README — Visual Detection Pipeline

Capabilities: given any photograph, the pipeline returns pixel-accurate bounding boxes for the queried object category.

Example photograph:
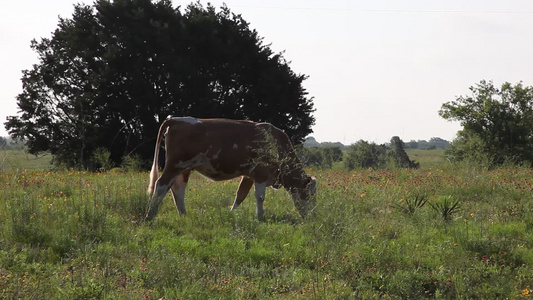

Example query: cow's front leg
[231,176,254,211]
[254,181,267,220]
[170,171,190,215]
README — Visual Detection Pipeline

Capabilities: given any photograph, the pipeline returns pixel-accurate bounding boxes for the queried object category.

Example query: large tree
[5,0,315,169]
[439,80,533,167]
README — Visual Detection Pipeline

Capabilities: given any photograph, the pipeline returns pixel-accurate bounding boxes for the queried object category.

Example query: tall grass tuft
[430,195,461,221]
[394,192,428,215]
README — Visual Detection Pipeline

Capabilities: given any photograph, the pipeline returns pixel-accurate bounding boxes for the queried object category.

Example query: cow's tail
[147,119,172,196]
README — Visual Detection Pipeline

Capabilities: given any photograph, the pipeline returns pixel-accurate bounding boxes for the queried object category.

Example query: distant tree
[304,137,320,147]
[323,147,343,163]
[319,146,342,168]
[439,80,533,166]
[405,140,418,149]
[344,137,418,170]
[319,142,347,150]
[389,136,419,168]
[0,138,25,151]
[417,140,430,150]
[298,146,342,169]
[5,0,314,169]
[428,137,449,149]
[298,147,323,168]
[344,140,388,170]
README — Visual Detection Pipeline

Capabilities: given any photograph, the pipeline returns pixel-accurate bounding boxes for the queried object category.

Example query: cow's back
[164,118,265,180]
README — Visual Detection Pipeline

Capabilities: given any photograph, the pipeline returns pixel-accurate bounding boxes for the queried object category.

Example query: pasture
[1,155,533,298]
[0,150,53,172]
[406,149,447,170]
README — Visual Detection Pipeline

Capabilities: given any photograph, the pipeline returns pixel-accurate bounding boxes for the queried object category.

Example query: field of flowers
[0,165,532,299]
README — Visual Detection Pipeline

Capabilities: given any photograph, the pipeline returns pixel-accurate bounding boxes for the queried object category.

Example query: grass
[0,150,53,171]
[406,149,447,169]
[1,165,532,299]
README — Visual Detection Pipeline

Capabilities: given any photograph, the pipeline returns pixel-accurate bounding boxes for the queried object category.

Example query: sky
[2,1,533,144]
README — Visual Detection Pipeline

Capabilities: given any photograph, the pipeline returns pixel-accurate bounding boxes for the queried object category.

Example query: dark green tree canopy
[5,0,315,169]
[439,80,533,167]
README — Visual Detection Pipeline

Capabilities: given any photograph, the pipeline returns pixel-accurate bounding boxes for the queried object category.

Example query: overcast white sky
[2,1,533,144]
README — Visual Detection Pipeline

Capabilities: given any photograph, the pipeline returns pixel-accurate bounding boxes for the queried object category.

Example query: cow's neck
[281,166,307,189]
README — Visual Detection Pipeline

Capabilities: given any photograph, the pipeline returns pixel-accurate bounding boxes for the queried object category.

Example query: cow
[145,117,317,221]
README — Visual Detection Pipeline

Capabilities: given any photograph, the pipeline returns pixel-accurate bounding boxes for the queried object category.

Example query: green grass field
[406,149,447,169]
[1,163,532,298]
[0,150,53,171]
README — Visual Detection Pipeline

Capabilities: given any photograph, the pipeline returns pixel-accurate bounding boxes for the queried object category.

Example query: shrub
[297,146,342,168]
[344,137,419,170]
[121,154,143,172]
[430,195,461,221]
[344,140,388,170]
[395,193,428,215]
[92,148,114,172]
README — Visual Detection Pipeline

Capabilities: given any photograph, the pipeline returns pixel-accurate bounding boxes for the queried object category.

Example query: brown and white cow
[145,117,317,221]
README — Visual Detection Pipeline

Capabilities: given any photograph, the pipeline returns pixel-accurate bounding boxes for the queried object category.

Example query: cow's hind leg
[254,181,267,220]
[170,171,190,215]
[231,176,254,211]
[145,169,182,221]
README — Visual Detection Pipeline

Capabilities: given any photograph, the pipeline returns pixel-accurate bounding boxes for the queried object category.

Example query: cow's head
[290,175,317,217]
